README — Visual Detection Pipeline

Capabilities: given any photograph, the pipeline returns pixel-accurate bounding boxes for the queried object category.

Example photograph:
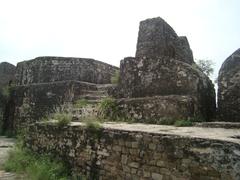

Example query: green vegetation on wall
[53,112,72,126]
[99,97,120,120]
[4,137,71,180]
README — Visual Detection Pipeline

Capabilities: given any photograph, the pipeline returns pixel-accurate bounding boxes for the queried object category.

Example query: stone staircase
[70,84,113,121]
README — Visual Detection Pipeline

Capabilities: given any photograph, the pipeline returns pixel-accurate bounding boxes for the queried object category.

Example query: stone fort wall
[25,122,240,180]
[16,56,119,85]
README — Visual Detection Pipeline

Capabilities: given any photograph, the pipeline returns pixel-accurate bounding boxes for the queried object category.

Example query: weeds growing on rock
[99,97,120,120]
[4,138,70,180]
[53,113,72,126]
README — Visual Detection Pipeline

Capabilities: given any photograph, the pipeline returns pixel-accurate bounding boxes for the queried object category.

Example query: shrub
[74,99,89,108]
[4,146,69,180]
[111,70,120,84]
[53,113,72,126]
[86,120,102,131]
[174,119,193,127]
[99,98,120,120]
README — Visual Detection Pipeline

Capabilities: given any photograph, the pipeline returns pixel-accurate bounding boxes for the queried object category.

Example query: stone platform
[25,122,240,180]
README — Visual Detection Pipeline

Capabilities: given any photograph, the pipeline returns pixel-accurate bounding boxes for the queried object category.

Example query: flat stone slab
[70,122,240,144]
[196,122,240,129]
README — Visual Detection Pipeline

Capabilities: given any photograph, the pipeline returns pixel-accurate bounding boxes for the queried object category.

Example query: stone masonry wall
[25,123,240,180]
[218,49,240,122]
[12,81,98,131]
[113,17,216,121]
[16,56,119,85]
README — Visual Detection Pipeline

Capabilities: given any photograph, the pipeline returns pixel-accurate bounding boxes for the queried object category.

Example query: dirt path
[0,136,16,180]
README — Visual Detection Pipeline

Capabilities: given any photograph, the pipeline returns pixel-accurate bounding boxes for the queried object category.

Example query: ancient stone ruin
[10,56,118,131]
[16,56,118,85]
[112,17,216,122]
[218,48,240,122]
[1,17,240,180]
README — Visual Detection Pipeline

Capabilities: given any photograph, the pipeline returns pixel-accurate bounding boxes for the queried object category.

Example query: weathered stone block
[136,17,194,65]
[129,162,140,168]
[13,81,98,130]
[152,172,163,180]
[113,95,201,123]
[112,17,216,121]
[218,48,240,122]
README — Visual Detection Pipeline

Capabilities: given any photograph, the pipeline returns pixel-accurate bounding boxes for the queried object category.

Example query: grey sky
[0,0,239,80]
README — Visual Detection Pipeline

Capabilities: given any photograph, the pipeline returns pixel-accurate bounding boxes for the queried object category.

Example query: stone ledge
[36,121,240,145]
[196,122,240,129]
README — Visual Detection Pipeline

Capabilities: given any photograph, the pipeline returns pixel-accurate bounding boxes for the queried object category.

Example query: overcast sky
[0,0,239,79]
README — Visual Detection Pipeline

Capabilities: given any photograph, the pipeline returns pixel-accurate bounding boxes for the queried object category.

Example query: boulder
[218,48,240,122]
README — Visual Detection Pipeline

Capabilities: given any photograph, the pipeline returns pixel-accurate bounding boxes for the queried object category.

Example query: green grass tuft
[99,97,120,120]
[53,113,72,126]
[86,120,102,131]
[4,146,69,180]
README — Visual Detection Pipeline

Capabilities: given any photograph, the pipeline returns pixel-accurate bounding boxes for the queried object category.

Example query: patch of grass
[174,119,193,127]
[74,99,89,108]
[53,113,72,126]
[4,146,69,180]
[86,120,102,131]
[111,70,120,84]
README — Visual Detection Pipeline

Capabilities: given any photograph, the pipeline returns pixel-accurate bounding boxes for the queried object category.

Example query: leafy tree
[196,59,214,76]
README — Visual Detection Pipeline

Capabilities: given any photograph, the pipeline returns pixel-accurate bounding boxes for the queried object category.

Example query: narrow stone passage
[0,136,16,180]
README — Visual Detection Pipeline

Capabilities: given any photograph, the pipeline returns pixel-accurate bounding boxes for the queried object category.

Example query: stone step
[87,99,102,104]
[96,84,115,91]
[79,94,108,100]
[81,90,107,96]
